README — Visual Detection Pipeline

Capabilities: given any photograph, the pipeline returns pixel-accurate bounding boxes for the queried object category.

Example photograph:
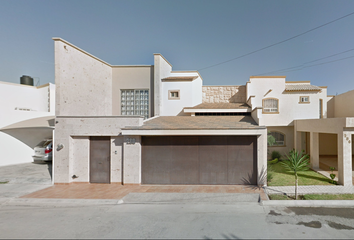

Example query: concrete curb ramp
[122,193,261,204]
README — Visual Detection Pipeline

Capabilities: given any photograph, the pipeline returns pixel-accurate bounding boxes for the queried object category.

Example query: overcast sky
[1,0,353,95]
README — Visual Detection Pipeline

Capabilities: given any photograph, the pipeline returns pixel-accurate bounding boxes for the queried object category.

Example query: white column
[310,132,319,169]
[338,131,353,186]
[257,129,268,186]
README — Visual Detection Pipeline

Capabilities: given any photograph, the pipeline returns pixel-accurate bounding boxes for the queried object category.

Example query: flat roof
[123,116,263,130]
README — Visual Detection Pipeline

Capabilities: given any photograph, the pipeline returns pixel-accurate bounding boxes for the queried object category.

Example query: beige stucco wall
[319,133,337,155]
[123,136,142,184]
[267,126,294,156]
[111,136,124,183]
[333,89,354,118]
[54,38,112,116]
[112,66,154,116]
[202,86,246,103]
[54,117,143,183]
[327,97,335,118]
[70,136,90,182]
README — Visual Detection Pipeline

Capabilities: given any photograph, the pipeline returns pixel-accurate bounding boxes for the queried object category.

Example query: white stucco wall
[0,81,55,166]
[160,72,202,116]
[247,77,326,126]
[54,38,112,116]
[154,54,172,116]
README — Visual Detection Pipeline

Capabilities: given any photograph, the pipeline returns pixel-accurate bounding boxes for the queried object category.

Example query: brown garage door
[90,136,111,183]
[142,136,257,185]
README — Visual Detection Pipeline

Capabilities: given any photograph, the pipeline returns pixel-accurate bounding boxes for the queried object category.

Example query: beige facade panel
[202,86,246,103]
[54,117,143,184]
[112,66,154,116]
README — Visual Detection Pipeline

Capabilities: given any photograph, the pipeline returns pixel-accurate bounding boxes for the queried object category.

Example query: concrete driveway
[0,162,52,200]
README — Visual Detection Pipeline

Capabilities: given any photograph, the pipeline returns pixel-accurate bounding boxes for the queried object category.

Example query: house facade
[0,80,55,166]
[53,38,353,186]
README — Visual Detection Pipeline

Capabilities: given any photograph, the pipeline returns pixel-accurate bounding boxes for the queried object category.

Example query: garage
[142,136,257,185]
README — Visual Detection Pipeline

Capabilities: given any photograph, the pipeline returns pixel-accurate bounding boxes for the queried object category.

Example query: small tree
[281,150,309,200]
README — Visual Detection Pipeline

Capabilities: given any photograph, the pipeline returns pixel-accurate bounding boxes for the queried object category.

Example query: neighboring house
[53,37,353,187]
[294,90,354,186]
[0,79,55,166]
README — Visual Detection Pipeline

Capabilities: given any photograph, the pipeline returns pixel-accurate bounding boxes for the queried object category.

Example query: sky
[1,0,354,95]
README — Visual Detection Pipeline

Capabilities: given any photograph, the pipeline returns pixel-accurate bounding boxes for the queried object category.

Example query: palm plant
[281,150,309,200]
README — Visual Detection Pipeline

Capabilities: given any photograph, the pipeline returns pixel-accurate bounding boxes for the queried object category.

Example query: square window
[299,96,310,103]
[121,89,149,119]
[168,90,180,100]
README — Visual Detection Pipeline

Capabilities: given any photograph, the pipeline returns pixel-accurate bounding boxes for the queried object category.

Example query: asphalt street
[1,202,354,239]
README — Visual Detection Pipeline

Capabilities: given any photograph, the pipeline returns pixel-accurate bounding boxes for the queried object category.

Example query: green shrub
[268,158,279,164]
[271,151,282,160]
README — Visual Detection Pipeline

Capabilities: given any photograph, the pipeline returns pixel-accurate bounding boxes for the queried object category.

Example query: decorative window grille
[268,131,285,146]
[121,89,149,119]
[263,99,278,112]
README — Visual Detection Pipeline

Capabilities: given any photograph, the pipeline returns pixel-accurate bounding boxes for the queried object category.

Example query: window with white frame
[299,96,310,103]
[268,131,285,146]
[263,98,279,113]
[121,89,149,119]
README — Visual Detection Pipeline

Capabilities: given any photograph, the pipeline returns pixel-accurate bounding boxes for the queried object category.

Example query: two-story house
[52,38,353,187]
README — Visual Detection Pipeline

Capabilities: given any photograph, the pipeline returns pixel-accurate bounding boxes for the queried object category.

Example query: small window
[168,90,180,100]
[299,96,310,103]
[263,98,279,113]
[268,131,285,147]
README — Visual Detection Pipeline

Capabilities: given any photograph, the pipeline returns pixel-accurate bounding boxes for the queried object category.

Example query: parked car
[32,139,53,163]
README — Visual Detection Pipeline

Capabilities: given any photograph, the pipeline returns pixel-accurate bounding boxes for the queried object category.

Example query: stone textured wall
[54,117,143,183]
[202,86,246,103]
[54,39,112,116]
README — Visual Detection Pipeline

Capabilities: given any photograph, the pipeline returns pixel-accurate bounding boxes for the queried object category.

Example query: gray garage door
[142,136,257,185]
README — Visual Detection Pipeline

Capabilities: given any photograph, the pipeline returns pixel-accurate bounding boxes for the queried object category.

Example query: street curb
[1,198,122,206]
[261,200,354,207]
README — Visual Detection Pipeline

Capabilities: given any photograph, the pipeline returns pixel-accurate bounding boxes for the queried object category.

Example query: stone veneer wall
[202,85,246,103]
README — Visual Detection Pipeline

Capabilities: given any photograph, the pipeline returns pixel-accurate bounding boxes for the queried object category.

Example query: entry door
[90,136,110,183]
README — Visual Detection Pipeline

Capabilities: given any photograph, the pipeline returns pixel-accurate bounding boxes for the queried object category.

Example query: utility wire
[255,48,354,75]
[258,54,354,75]
[198,11,354,71]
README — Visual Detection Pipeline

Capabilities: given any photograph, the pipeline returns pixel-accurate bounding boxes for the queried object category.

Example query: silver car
[33,139,53,163]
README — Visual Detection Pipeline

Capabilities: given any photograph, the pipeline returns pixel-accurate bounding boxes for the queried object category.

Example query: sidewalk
[265,185,354,195]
